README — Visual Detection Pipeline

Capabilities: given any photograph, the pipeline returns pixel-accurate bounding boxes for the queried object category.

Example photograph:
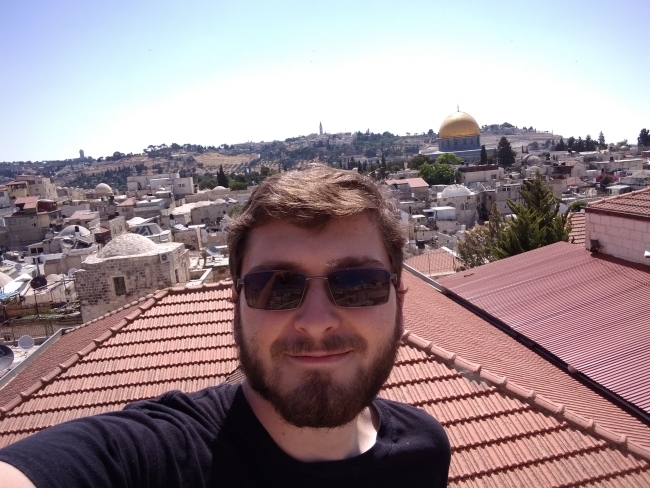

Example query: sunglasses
[237,268,397,311]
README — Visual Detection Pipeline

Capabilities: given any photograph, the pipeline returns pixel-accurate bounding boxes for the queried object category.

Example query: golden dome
[438,111,480,139]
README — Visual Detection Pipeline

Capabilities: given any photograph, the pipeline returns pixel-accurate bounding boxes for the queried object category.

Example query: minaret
[319,122,323,135]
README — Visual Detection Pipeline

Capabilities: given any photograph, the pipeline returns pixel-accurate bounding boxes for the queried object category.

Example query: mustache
[270,334,367,358]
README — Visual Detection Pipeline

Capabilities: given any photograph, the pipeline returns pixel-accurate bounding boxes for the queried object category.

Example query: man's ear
[231,285,239,303]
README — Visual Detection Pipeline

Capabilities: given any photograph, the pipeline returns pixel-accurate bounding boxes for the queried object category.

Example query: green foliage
[480,145,488,165]
[408,154,432,170]
[598,131,606,147]
[638,128,650,147]
[418,162,459,185]
[227,204,243,218]
[569,200,587,212]
[555,137,566,151]
[496,137,516,167]
[457,203,505,268]
[493,173,571,259]
[435,153,464,166]
[229,179,248,191]
[217,165,229,187]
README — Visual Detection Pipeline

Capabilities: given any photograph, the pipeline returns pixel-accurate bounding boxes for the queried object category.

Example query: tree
[418,163,459,185]
[566,137,575,149]
[496,137,516,167]
[457,203,505,268]
[217,165,229,187]
[555,137,566,151]
[638,128,650,147]
[408,154,432,170]
[598,131,606,147]
[493,172,571,259]
[480,145,488,165]
[574,136,585,152]
[229,180,247,191]
[435,153,464,166]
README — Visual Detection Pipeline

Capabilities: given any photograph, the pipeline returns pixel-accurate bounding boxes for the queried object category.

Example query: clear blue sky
[1,0,648,161]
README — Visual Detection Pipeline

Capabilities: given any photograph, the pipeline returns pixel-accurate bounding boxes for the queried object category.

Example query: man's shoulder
[375,397,450,453]
[125,382,242,421]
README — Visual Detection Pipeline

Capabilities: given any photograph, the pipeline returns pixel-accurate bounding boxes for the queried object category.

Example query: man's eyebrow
[325,256,387,270]
[246,261,305,274]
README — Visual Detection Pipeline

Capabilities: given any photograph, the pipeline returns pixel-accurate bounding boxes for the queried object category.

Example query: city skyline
[1,0,648,162]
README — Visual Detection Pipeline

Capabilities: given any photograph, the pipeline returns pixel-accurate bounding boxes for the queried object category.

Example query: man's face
[234,213,402,428]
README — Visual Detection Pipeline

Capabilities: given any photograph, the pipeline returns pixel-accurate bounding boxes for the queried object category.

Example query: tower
[319,122,323,135]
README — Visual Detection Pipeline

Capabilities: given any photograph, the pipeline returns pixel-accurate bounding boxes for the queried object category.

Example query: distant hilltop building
[420,109,491,164]
[79,149,85,160]
[319,122,323,135]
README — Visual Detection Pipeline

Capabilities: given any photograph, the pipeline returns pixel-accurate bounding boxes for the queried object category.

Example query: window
[113,277,126,296]
[175,269,180,283]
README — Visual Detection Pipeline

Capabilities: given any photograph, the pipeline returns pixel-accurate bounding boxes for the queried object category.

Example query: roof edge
[0,280,233,418]
[401,330,650,462]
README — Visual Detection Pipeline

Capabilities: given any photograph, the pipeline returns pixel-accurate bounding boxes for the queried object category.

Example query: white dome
[95,183,113,195]
[213,186,227,190]
[97,233,159,258]
[58,225,92,238]
[441,184,472,198]
[0,272,13,288]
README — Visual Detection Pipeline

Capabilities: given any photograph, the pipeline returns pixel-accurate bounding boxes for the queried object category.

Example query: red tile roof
[405,249,461,278]
[438,242,650,417]
[385,177,429,188]
[116,198,137,207]
[396,332,650,486]
[587,187,650,218]
[0,283,237,447]
[14,196,39,210]
[568,211,585,245]
[2,275,650,484]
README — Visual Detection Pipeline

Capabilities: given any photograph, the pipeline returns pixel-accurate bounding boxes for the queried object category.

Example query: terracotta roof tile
[2,275,650,485]
[587,186,650,217]
[404,268,650,449]
[405,249,461,278]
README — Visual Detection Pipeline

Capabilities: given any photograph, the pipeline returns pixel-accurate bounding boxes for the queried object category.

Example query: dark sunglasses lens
[244,271,306,310]
[328,269,392,307]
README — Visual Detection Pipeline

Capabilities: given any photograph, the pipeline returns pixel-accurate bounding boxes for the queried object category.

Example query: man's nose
[292,279,341,337]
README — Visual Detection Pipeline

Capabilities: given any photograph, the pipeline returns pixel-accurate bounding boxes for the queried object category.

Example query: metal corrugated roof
[439,241,650,415]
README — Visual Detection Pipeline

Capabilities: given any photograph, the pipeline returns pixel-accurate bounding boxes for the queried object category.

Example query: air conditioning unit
[160,252,171,263]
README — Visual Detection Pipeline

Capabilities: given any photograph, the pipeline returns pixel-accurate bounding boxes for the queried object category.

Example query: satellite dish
[14,263,22,271]
[67,268,77,277]
[0,345,14,370]
[18,335,34,351]
[30,275,47,289]
[205,245,220,256]
[61,238,75,249]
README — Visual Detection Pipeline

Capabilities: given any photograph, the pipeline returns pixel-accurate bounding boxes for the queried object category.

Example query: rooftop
[405,249,461,278]
[1,277,649,484]
[568,212,585,245]
[384,177,429,188]
[587,187,650,218]
[438,241,650,418]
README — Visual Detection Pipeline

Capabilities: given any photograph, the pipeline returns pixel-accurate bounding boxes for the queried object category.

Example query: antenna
[0,345,14,370]
[18,335,34,351]
[14,263,22,272]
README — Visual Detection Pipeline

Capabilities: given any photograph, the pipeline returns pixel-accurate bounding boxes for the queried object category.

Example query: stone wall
[584,211,650,265]
[172,228,201,249]
[76,244,189,322]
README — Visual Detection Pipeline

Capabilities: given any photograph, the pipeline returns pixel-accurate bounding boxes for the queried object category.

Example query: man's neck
[242,380,380,462]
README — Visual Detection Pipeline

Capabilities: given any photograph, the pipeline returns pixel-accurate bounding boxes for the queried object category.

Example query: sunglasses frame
[237,267,397,311]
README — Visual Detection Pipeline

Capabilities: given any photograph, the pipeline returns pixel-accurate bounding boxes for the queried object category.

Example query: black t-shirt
[0,383,450,487]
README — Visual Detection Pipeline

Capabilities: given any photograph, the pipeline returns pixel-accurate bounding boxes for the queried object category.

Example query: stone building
[435,184,479,227]
[5,197,62,249]
[458,165,504,186]
[14,175,58,201]
[126,173,194,199]
[76,233,190,322]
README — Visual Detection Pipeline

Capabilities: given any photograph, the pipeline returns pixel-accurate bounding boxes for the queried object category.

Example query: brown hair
[227,164,406,287]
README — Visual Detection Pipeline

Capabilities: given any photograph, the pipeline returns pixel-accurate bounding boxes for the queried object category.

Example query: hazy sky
[1,0,648,161]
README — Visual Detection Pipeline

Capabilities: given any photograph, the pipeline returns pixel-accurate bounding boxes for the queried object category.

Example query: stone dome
[0,272,13,288]
[97,233,159,259]
[58,225,92,238]
[524,155,542,166]
[95,183,113,196]
[438,111,480,139]
[213,186,227,190]
[441,184,473,198]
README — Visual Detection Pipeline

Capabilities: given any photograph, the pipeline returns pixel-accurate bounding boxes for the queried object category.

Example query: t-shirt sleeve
[0,389,224,488]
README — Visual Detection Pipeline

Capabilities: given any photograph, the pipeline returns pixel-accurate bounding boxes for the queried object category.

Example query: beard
[233,304,402,429]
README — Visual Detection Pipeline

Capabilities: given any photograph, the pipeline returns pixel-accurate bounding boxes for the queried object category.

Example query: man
[0,164,450,487]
